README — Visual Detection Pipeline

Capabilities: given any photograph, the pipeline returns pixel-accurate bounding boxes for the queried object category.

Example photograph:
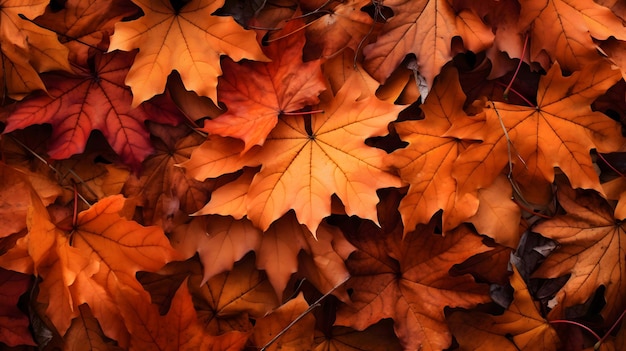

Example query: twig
[260,276,350,350]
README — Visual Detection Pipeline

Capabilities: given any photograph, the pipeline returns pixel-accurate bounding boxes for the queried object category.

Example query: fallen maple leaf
[3,50,183,169]
[519,0,626,72]
[0,0,71,99]
[251,292,315,351]
[304,0,375,59]
[467,175,522,248]
[313,320,403,351]
[386,66,481,234]
[335,219,491,350]
[532,184,626,323]
[201,17,326,151]
[123,123,214,230]
[3,193,179,343]
[190,254,280,335]
[0,267,35,347]
[63,304,123,351]
[169,215,262,284]
[185,74,403,233]
[362,0,493,93]
[453,61,624,199]
[116,277,248,351]
[257,213,354,299]
[448,266,561,350]
[34,0,137,65]
[108,0,268,106]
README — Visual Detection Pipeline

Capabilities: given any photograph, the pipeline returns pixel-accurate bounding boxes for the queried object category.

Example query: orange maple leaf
[0,268,35,347]
[201,17,326,151]
[123,123,214,230]
[172,213,354,299]
[184,75,402,233]
[0,0,71,99]
[257,213,355,298]
[34,0,137,65]
[448,266,561,350]
[189,254,280,335]
[519,0,626,72]
[386,66,481,234]
[108,0,268,106]
[453,61,624,199]
[251,292,316,351]
[362,0,493,92]
[3,51,183,169]
[532,185,626,323]
[116,278,249,351]
[2,193,178,343]
[335,215,491,350]
[304,0,375,59]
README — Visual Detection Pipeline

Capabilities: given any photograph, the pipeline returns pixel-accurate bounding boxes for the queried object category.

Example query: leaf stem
[503,34,528,102]
[260,276,349,351]
[596,153,626,178]
[495,81,535,107]
[594,309,626,349]
[549,319,601,341]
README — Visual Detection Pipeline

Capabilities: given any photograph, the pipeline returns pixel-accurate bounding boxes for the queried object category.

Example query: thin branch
[594,309,626,349]
[549,319,601,342]
[503,34,528,102]
[260,276,350,351]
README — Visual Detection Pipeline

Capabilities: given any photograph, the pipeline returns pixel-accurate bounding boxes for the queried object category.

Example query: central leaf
[185,75,403,234]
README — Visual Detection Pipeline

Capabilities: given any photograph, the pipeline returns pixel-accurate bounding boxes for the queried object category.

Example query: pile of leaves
[1,0,626,349]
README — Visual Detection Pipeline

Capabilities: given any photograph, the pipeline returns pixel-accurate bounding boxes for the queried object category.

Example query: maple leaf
[123,123,215,230]
[26,198,99,336]
[116,277,249,351]
[0,0,71,99]
[304,0,375,59]
[0,267,35,347]
[362,0,493,92]
[467,175,522,248]
[0,163,43,238]
[108,0,268,106]
[170,215,262,284]
[34,0,137,65]
[448,266,561,350]
[2,192,178,343]
[257,213,355,298]
[313,320,403,351]
[185,74,403,233]
[63,304,123,351]
[386,66,481,234]
[3,50,183,169]
[453,61,624,199]
[519,0,626,72]
[532,185,626,322]
[251,292,316,351]
[189,254,280,335]
[201,17,326,151]
[335,220,491,350]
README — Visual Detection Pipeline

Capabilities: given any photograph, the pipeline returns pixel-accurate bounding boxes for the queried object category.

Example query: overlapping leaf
[533,185,626,322]
[108,0,268,105]
[201,17,326,151]
[448,267,560,350]
[0,0,71,99]
[185,74,402,233]
[362,0,493,92]
[335,216,491,350]
[386,66,481,234]
[453,61,624,199]
[4,51,183,169]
